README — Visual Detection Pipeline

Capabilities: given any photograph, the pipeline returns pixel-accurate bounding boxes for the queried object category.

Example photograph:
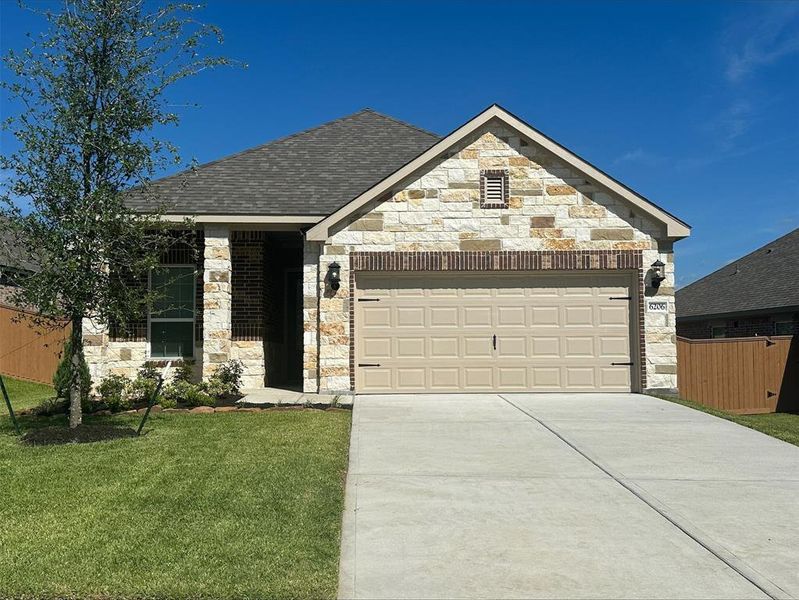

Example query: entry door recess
[354,272,634,393]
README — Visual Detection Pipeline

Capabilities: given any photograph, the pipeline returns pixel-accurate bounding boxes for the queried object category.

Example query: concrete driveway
[338,393,799,599]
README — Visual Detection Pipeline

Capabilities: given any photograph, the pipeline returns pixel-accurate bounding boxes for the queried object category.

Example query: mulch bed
[21,424,138,446]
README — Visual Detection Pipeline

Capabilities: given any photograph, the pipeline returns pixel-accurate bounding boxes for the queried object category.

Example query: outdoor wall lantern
[328,262,342,292]
[650,259,666,288]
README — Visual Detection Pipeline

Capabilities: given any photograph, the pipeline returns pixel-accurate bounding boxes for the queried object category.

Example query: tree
[0,0,231,428]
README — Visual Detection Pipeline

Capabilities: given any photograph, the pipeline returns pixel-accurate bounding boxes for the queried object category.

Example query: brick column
[202,226,232,378]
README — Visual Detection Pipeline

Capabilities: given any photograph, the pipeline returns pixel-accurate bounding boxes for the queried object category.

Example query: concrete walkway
[339,393,799,599]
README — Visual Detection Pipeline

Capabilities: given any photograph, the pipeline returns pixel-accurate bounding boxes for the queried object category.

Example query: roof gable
[126,109,439,217]
[307,104,690,240]
[677,227,799,319]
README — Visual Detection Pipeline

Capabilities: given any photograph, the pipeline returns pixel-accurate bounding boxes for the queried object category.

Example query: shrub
[172,360,195,383]
[53,340,92,403]
[129,374,159,406]
[209,360,244,397]
[138,364,160,381]
[97,374,131,412]
[161,380,214,408]
[32,397,68,416]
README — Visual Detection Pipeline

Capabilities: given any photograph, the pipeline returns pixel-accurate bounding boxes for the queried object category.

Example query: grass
[0,377,352,599]
[654,393,799,447]
[0,375,55,412]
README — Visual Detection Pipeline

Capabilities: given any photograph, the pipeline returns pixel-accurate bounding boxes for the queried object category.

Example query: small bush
[53,340,92,403]
[138,364,160,381]
[172,360,195,383]
[209,360,244,397]
[161,380,214,408]
[32,397,68,416]
[129,375,159,405]
[97,374,131,412]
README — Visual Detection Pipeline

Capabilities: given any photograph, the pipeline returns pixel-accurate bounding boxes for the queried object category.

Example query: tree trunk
[69,318,84,429]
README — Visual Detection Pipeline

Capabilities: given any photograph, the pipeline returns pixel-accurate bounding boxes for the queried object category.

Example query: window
[149,265,196,358]
[775,321,795,335]
[711,325,726,338]
[480,169,509,208]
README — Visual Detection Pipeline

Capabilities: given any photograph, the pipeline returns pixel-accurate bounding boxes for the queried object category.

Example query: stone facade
[202,226,232,378]
[303,123,677,393]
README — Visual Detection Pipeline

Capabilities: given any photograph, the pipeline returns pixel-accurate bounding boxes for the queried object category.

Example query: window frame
[711,325,726,339]
[148,264,197,360]
[774,321,795,336]
[479,169,510,209]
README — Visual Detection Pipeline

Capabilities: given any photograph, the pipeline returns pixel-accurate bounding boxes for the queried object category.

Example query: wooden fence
[0,304,71,384]
[677,335,799,414]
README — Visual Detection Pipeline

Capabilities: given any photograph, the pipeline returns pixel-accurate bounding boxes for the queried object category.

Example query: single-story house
[0,217,37,309]
[677,227,799,339]
[84,104,690,394]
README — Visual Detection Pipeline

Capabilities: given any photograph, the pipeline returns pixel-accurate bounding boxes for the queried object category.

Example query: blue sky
[2,1,798,286]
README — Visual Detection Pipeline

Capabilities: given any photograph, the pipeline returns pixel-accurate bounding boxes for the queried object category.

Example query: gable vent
[480,169,509,208]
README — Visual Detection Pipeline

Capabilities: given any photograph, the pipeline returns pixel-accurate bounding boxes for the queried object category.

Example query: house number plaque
[647,300,668,313]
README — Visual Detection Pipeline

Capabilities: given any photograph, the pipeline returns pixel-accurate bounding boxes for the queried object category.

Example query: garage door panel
[497,305,527,327]
[497,336,527,358]
[566,367,596,388]
[531,305,560,326]
[362,306,391,328]
[356,273,633,393]
[430,306,458,327]
[430,368,459,389]
[463,306,492,327]
[430,336,459,358]
[464,367,492,388]
[532,337,560,357]
[396,337,425,359]
[362,337,392,360]
[564,337,595,358]
[464,336,492,358]
[396,368,426,389]
[599,305,628,326]
[396,306,425,327]
[497,367,528,388]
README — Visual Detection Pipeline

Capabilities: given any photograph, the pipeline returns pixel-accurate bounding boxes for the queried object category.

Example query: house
[677,227,799,339]
[0,218,37,309]
[83,104,690,394]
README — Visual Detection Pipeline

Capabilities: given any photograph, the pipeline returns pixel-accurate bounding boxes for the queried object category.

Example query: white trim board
[306,104,690,241]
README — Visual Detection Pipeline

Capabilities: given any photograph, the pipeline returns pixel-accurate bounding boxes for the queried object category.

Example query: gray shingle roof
[676,227,799,319]
[126,109,440,216]
[0,217,38,273]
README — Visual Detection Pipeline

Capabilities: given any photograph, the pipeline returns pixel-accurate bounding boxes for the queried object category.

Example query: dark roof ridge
[142,108,427,191]
[679,226,799,292]
[360,107,440,139]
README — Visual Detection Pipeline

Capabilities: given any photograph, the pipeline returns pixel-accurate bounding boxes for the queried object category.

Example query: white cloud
[724,3,799,82]
[613,148,662,167]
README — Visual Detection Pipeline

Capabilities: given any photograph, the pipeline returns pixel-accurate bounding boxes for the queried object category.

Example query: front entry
[354,272,635,393]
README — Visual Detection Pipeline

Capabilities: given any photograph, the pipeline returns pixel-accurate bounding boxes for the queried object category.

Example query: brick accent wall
[304,123,677,394]
[231,231,266,341]
[348,250,647,392]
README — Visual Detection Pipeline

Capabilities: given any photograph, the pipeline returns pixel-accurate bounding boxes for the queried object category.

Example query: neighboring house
[0,218,37,309]
[677,227,799,339]
[84,104,690,394]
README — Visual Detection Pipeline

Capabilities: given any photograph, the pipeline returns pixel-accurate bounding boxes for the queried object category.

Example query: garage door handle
[492,334,497,350]
[358,363,381,367]
[609,296,631,300]
[611,362,634,366]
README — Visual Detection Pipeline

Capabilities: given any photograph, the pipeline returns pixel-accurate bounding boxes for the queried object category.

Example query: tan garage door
[354,272,634,393]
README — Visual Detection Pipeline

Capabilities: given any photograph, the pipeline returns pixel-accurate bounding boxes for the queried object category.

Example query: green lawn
[655,394,799,447]
[0,377,352,599]
[0,375,55,412]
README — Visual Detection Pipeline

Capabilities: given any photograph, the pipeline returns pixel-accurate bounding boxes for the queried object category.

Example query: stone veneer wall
[303,123,678,393]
